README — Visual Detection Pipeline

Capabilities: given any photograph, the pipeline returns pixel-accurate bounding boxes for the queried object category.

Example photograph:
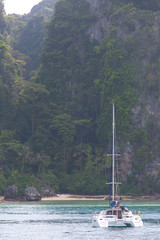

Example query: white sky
[4,0,42,15]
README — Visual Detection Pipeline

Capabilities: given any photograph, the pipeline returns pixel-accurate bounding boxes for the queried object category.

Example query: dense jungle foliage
[1,0,160,196]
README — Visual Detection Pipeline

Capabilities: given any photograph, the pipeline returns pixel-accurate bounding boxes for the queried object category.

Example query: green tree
[0,0,5,34]
[51,113,76,175]
[0,130,23,171]
[122,0,160,11]
[17,81,49,136]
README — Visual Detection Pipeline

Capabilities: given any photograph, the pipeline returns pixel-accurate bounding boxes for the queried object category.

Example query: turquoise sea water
[0,200,160,240]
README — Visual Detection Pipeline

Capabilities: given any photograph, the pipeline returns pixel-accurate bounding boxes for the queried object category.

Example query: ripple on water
[0,202,159,240]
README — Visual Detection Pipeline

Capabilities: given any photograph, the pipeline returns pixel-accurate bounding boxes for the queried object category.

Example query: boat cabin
[101,209,122,219]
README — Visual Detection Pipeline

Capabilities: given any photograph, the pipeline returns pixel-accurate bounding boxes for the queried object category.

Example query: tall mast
[112,103,115,201]
[106,103,120,203]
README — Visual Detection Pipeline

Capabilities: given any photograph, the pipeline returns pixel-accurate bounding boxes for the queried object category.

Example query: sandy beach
[41,194,159,201]
[42,194,107,201]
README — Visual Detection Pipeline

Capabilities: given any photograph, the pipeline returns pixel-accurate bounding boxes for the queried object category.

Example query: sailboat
[92,103,143,228]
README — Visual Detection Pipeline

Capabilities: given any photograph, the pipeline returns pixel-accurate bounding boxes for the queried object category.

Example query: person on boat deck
[116,201,120,208]
[111,200,120,208]
[111,201,116,207]
[121,206,125,211]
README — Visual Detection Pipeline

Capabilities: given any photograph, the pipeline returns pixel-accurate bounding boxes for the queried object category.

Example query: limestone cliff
[87,0,160,191]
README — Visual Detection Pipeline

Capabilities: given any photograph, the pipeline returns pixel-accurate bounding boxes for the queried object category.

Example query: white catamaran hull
[92,213,143,228]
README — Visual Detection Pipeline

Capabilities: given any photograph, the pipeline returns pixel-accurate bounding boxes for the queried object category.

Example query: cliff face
[87,0,160,186]
[87,0,111,41]
[4,0,160,195]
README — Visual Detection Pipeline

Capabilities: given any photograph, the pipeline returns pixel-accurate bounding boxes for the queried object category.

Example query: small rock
[41,183,57,197]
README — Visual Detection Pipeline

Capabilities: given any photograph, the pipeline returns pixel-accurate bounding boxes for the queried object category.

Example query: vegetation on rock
[0,0,160,196]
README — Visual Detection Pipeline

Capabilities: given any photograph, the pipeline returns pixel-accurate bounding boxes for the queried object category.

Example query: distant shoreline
[41,194,160,201]
[0,194,159,203]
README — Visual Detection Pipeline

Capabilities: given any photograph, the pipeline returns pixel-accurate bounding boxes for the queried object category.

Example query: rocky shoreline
[0,194,159,203]
[41,194,160,201]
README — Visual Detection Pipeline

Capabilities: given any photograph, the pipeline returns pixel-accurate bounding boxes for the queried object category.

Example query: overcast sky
[4,0,42,14]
